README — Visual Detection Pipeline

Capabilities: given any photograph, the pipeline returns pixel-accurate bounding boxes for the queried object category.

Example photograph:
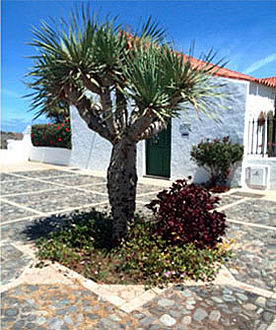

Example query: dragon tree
[27,7,224,244]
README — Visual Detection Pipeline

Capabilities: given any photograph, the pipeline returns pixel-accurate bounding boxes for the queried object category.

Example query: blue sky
[2,1,276,132]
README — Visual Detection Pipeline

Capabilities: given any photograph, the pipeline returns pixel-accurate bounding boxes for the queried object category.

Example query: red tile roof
[182,55,276,88]
[255,77,276,88]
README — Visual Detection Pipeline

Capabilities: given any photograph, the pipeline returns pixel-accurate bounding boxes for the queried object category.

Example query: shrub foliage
[35,209,231,287]
[147,179,226,249]
[31,121,71,149]
[190,136,243,186]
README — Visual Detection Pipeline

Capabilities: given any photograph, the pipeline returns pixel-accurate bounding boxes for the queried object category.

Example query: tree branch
[65,85,113,142]
[137,119,168,141]
[115,89,128,131]
[100,88,118,137]
[80,73,102,95]
[129,108,154,141]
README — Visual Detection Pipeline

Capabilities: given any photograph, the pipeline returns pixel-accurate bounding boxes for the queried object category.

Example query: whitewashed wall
[170,78,248,186]
[70,106,112,171]
[70,78,248,186]
[5,126,33,163]
[69,106,144,176]
[246,82,275,118]
[241,82,276,189]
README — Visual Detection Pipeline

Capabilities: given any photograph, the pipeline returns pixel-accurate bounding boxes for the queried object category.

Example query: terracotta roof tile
[255,77,276,88]
[182,55,276,88]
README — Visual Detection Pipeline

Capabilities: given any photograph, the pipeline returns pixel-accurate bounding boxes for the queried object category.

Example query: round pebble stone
[182,316,192,325]
[262,311,273,322]
[208,310,221,322]
[255,297,266,308]
[4,308,19,317]
[36,317,46,325]
[160,314,176,327]
[243,303,257,311]
[193,308,208,322]
[63,315,73,325]
[12,320,25,330]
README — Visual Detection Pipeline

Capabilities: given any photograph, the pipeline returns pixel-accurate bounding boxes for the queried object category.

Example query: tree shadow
[22,213,68,242]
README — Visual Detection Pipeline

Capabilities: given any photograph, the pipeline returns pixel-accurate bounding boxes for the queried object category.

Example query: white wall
[246,82,275,118]
[170,77,248,186]
[70,106,112,171]
[69,105,145,176]
[70,79,276,188]
[241,82,276,190]
[244,159,276,190]
[5,126,33,163]
[29,147,71,166]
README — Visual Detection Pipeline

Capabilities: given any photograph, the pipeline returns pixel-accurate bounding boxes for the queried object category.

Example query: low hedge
[31,121,71,149]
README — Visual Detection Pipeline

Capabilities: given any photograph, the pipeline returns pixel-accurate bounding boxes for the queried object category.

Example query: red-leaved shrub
[147,179,226,249]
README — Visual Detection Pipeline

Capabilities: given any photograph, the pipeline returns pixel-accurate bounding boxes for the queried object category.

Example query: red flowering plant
[31,120,71,149]
[147,178,226,249]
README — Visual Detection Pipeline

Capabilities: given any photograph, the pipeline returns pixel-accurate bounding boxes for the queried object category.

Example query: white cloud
[244,53,276,75]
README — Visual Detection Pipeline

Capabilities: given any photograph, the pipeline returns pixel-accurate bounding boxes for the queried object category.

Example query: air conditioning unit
[245,165,269,190]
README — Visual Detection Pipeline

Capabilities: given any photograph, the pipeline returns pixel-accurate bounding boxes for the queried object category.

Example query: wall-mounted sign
[179,123,191,138]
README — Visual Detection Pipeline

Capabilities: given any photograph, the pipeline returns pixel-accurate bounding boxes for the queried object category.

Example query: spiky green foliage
[26,6,225,140]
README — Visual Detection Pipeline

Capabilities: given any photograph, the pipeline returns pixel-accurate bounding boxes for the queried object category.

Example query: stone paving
[1,166,276,329]
[226,224,276,291]
[224,199,276,227]
[1,202,38,223]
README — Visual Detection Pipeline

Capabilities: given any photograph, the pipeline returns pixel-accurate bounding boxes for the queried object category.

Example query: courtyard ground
[1,162,275,329]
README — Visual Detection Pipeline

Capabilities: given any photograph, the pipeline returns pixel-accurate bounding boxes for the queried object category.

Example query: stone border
[1,239,274,315]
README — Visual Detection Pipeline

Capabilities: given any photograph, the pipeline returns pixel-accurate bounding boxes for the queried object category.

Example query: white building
[69,66,276,190]
[9,62,274,189]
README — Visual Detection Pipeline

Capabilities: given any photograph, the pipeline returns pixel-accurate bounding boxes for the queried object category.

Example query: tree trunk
[107,136,137,244]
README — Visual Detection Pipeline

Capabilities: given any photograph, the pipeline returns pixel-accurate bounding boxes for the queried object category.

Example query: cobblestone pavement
[226,224,276,291]
[1,284,138,329]
[1,168,275,329]
[139,284,276,329]
[1,243,31,286]
[224,199,276,227]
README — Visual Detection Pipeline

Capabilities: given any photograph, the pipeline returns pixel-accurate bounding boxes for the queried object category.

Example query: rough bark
[107,135,137,243]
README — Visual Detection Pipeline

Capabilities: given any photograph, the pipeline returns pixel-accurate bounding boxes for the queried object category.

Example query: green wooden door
[146,122,171,178]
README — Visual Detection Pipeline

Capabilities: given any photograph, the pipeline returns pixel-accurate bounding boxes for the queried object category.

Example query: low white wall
[5,126,33,163]
[29,146,71,166]
[0,149,29,164]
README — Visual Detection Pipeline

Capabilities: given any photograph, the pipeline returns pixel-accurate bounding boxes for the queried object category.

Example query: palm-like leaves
[26,6,225,138]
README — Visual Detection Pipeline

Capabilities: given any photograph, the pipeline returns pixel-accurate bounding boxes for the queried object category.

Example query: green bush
[35,210,232,287]
[31,120,71,149]
[190,136,243,186]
